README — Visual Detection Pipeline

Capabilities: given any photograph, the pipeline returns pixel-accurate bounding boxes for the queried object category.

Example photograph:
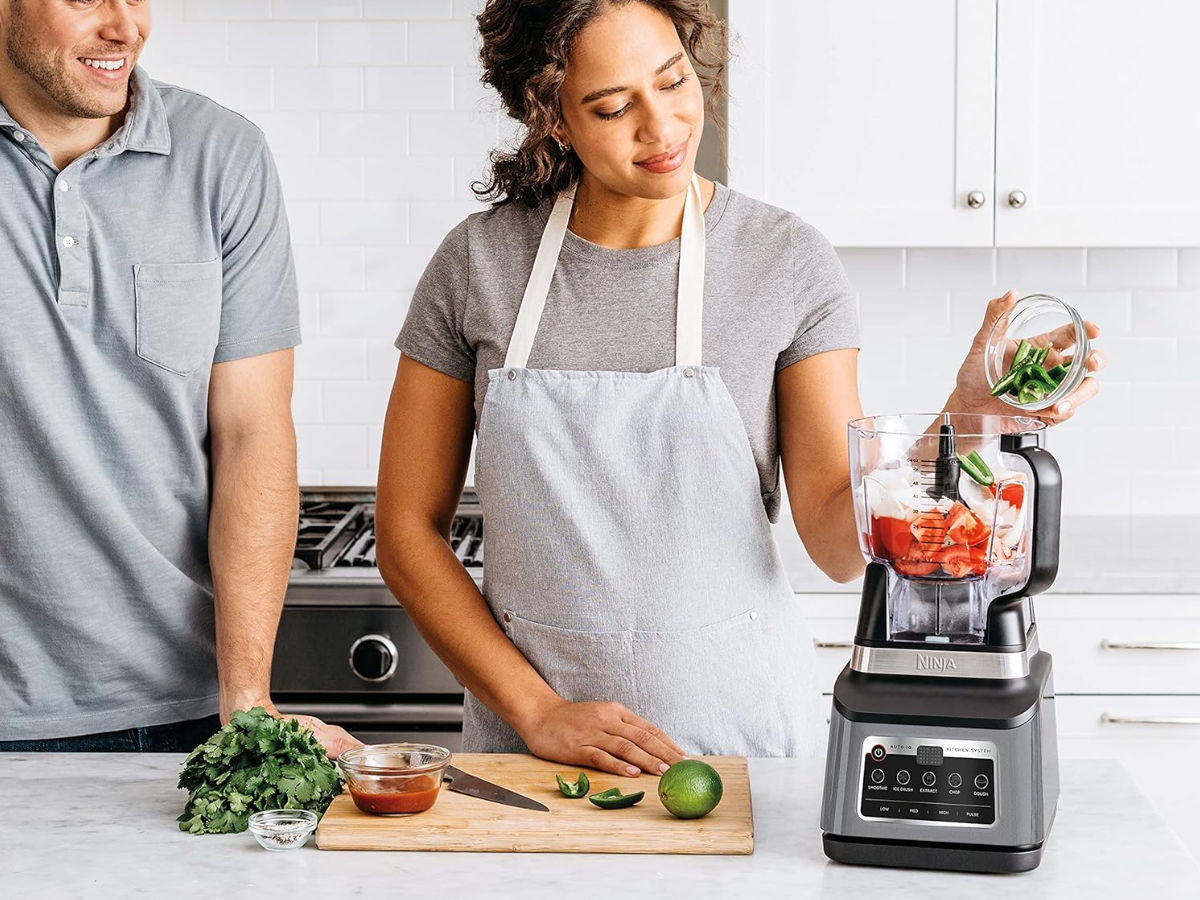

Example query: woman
[375,0,1103,776]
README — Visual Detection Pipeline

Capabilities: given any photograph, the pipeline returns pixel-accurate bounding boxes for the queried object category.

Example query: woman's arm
[374,355,683,776]
[777,348,866,583]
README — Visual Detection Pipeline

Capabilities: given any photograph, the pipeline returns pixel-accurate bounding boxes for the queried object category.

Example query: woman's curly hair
[474,0,727,208]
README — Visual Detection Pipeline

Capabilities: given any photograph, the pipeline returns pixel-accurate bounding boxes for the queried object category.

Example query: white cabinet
[730,1,1200,247]
[801,592,1200,857]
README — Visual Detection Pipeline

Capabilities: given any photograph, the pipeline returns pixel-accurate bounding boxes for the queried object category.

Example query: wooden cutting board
[316,753,752,854]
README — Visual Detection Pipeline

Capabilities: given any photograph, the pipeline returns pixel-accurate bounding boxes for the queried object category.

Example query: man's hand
[949,290,1107,425]
[520,698,687,777]
[221,697,363,760]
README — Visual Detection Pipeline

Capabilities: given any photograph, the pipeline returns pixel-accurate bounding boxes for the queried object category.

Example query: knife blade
[442,765,549,812]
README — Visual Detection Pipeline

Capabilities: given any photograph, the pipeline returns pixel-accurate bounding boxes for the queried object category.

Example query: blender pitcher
[850,413,1061,647]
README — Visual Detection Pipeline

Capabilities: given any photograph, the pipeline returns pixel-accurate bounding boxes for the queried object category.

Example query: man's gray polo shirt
[0,68,300,740]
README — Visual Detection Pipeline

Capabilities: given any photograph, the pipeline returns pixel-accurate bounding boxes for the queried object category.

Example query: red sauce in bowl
[349,775,442,815]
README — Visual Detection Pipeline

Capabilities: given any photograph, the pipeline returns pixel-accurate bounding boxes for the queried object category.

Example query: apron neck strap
[503,174,706,370]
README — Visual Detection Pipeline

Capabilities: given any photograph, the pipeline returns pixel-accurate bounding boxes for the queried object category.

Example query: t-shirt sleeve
[394,220,476,383]
[213,136,302,363]
[775,219,860,371]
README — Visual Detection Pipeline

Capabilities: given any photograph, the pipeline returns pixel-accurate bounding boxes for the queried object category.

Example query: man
[0,0,357,757]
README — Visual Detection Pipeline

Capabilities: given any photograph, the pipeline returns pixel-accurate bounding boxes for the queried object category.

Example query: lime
[658,760,723,819]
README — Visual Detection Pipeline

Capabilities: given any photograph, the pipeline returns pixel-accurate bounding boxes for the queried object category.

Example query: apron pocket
[500,609,636,708]
[631,608,799,757]
[134,259,222,376]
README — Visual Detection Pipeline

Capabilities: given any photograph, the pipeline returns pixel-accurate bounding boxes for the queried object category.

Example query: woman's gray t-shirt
[396,182,859,522]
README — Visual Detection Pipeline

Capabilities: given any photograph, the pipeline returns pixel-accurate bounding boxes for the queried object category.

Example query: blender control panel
[858,736,997,827]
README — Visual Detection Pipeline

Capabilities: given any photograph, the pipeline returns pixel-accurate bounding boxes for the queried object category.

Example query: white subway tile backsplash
[292,380,324,424]
[321,112,409,154]
[323,380,394,425]
[365,66,454,110]
[168,66,273,113]
[858,291,950,336]
[320,200,408,246]
[141,10,1200,506]
[833,249,904,291]
[277,156,364,201]
[996,249,1086,290]
[1054,291,1133,335]
[1132,291,1200,334]
[320,291,410,338]
[409,110,499,157]
[275,66,363,110]
[1087,249,1177,289]
[273,0,363,19]
[295,340,368,380]
[184,0,271,20]
[408,21,481,65]
[320,22,407,65]
[367,156,455,201]
[363,0,453,19]
[293,246,367,292]
[228,22,317,65]
[365,245,438,291]
[297,425,368,468]
[905,248,995,290]
[1179,249,1200,287]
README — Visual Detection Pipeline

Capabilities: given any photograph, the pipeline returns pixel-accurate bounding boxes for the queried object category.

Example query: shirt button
[62,236,76,248]
[506,370,517,380]
[683,367,695,378]
[58,180,69,192]
[13,130,25,143]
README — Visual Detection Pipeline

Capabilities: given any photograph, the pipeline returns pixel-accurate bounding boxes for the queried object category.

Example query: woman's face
[557,2,706,201]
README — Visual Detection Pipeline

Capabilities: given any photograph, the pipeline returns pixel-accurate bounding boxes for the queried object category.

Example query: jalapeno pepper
[588,787,645,809]
[990,363,1036,397]
[1025,364,1059,391]
[956,450,994,486]
[1010,339,1033,369]
[1017,381,1047,404]
[1031,345,1051,368]
[1046,363,1069,383]
[556,772,591,799]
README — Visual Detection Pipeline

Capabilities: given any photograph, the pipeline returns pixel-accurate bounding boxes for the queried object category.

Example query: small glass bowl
[246,809,318,851]
[338,743,452,816]
[983,293,1090,412]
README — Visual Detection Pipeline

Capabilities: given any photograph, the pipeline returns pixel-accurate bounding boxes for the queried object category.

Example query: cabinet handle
[1008,190,1027,208]
[1101,713,1200,727]
[813,640,854,649]
[966,190,986,209]
[1100,639,1200,651]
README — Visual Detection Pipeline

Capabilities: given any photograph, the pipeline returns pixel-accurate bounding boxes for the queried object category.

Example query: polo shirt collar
[0,65,170,156]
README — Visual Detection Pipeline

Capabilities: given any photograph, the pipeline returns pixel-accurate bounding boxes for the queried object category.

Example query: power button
[870,744,887,762]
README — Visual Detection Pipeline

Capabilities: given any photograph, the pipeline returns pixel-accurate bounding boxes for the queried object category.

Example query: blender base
[822,833,1046,874]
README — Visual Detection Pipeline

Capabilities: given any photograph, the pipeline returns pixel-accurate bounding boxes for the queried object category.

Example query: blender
[820,412,1061,874]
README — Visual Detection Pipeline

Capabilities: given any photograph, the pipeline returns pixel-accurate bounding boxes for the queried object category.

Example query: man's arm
[207,348,360,758]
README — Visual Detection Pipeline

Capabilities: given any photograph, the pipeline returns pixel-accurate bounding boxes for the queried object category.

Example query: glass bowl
[246,809,318,851]
[338,743,452,816]
[983,293,1090,411]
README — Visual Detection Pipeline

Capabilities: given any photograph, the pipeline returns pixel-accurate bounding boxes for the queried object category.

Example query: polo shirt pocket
[134,259,223,376]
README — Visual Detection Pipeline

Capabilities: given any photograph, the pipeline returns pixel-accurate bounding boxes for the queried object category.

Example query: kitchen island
[3,755,1196,898]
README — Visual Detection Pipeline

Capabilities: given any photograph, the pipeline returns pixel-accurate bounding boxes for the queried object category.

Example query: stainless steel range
[272,487,482,751]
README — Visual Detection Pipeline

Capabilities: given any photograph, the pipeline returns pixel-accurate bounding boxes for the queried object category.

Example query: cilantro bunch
[177,707,343,834]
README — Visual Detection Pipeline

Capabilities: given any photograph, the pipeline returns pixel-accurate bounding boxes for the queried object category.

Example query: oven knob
[348,634,399,683]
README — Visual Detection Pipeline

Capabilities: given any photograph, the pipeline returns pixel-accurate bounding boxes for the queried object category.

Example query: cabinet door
[995,0,1200,246]
[728,0,996,246]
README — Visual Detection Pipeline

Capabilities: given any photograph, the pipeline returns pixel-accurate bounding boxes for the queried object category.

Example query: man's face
[1,0,151,119]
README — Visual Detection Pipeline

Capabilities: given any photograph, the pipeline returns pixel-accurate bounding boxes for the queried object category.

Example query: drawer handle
[1101,714,1200,727]
[1100,640,1200,651]
[813,640,854,649]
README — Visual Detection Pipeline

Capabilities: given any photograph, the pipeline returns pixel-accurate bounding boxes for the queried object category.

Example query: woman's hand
[520,698,687,777]
[947,290,1107,425]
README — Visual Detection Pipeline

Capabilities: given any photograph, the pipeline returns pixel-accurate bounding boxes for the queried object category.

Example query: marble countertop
[3,754,1196,899]
[779,515,1196,594]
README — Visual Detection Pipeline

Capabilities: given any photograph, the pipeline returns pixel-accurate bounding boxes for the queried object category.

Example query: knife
[442,765,549,812]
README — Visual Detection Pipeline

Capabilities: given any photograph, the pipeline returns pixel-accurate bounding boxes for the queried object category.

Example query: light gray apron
[467,176,822,758]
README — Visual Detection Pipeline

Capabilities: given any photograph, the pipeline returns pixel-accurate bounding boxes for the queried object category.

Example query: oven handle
[275,702,464,725]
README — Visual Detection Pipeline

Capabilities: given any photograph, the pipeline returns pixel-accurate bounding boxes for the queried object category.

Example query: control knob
[349,633,399,683]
